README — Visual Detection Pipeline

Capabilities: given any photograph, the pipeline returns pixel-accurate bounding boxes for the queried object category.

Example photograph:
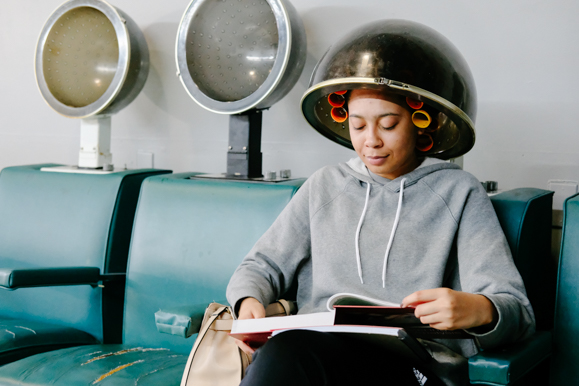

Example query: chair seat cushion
[0,318,98,365]
[468,330,552,385]
[0,344,188,385]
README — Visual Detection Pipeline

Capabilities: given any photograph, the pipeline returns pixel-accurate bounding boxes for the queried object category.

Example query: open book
[229,293,470,347]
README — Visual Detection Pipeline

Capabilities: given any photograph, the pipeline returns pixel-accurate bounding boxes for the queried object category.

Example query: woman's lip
[366,155,389,165]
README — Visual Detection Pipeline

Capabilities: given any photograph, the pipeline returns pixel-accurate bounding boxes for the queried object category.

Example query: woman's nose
[365,126,382,147]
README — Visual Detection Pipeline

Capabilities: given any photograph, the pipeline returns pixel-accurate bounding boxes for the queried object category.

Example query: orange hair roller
[406,97,423,110]
[328,93,345,108]
[331,107,348,123]
[412,110,431,129]
[416,133,434,152]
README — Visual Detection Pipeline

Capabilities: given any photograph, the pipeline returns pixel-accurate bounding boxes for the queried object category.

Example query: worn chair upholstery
[468,188,555,385]
[0,173,304,385]
[550,192,579,385]
[0,164,169,365]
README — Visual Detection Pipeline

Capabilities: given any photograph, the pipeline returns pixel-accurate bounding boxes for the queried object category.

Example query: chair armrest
[0,267,104,290]
[155,302,227,339]
[468,330,552,385]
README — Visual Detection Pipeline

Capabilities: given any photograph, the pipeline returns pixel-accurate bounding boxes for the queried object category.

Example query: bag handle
[192,306,229,353]
[264,299,297,317]
[180,305,231,386]
[277,299,297,315]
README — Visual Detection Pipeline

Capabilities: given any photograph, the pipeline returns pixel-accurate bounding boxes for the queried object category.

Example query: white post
[79,116,113,169]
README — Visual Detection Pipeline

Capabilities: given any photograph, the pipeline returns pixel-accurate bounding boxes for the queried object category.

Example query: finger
[402,289,445,308]
[413,301,443,319]
[239,299,266,320]
[416,312,445,327]
[238,310,256,320]
[425,321,454,331]
[239,297,265,320]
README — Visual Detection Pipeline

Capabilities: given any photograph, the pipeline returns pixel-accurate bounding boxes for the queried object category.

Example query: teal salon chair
[550,192,579,385]
[0,184,547,385]
[0,173,304,385]
[152,187,554,386]
[0,164,169,365]
[468,189,555,385]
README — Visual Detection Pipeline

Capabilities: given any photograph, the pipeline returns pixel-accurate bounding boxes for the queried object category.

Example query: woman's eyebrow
[349,113,400,119]
[378,113,400,118]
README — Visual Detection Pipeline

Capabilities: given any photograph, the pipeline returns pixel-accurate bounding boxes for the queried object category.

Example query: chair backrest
[551,192,579,385]
[0,164,169,343]
[122,174,304,354]
[490,188,555,331]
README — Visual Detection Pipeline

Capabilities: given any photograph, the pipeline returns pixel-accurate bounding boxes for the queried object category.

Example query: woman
[226,20,535,385]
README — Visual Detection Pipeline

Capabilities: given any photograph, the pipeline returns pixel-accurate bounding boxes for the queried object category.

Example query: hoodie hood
[342,157,460,191]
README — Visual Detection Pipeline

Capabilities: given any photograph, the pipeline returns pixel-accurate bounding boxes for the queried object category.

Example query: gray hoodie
[226,157,536,358]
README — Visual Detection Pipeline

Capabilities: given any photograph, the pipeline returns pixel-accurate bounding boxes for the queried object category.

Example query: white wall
[1,0,578,194]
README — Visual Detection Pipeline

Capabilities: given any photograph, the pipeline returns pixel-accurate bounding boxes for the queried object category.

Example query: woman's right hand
[235,297,266,355]
[238,297,266,320]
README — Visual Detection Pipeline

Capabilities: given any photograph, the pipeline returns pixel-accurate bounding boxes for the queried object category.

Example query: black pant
[241,330,441,386]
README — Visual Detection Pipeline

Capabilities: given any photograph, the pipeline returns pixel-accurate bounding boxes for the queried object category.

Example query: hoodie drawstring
[355,182,371,284]
[382,178,407,288]
[354,178,407,287]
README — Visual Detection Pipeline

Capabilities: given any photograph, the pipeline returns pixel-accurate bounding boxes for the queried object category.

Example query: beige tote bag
[181,300,295,386]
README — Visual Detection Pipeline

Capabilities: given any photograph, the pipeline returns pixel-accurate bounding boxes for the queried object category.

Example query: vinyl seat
[0,174,304,385]
[0,319,97,365]
[0,345,187,386]
[0,164,170,364]
[550,192,579,384]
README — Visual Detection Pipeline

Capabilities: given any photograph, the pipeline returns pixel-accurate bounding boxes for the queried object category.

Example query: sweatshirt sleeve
[226,177,312,314]
[453,178,536,349]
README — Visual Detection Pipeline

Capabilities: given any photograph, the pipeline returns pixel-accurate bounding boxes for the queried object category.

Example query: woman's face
[348,89,423,180]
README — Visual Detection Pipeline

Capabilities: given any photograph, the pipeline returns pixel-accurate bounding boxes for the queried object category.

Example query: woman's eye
[379,118,398,130]
[350,120,365,130]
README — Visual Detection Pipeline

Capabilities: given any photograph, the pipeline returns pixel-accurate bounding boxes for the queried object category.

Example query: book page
[272,324,400,337]
[230,310,335,334]
[326,292,400,311]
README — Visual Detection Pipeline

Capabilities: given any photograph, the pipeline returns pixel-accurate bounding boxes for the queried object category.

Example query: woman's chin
[365,165,394,179]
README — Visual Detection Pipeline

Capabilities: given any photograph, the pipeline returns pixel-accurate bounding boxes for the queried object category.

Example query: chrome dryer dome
[301,19,477,159]
[35,0,149,119]
[176,0,306,115]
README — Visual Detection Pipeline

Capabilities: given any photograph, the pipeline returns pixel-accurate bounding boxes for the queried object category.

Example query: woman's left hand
[401,288,498,330]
